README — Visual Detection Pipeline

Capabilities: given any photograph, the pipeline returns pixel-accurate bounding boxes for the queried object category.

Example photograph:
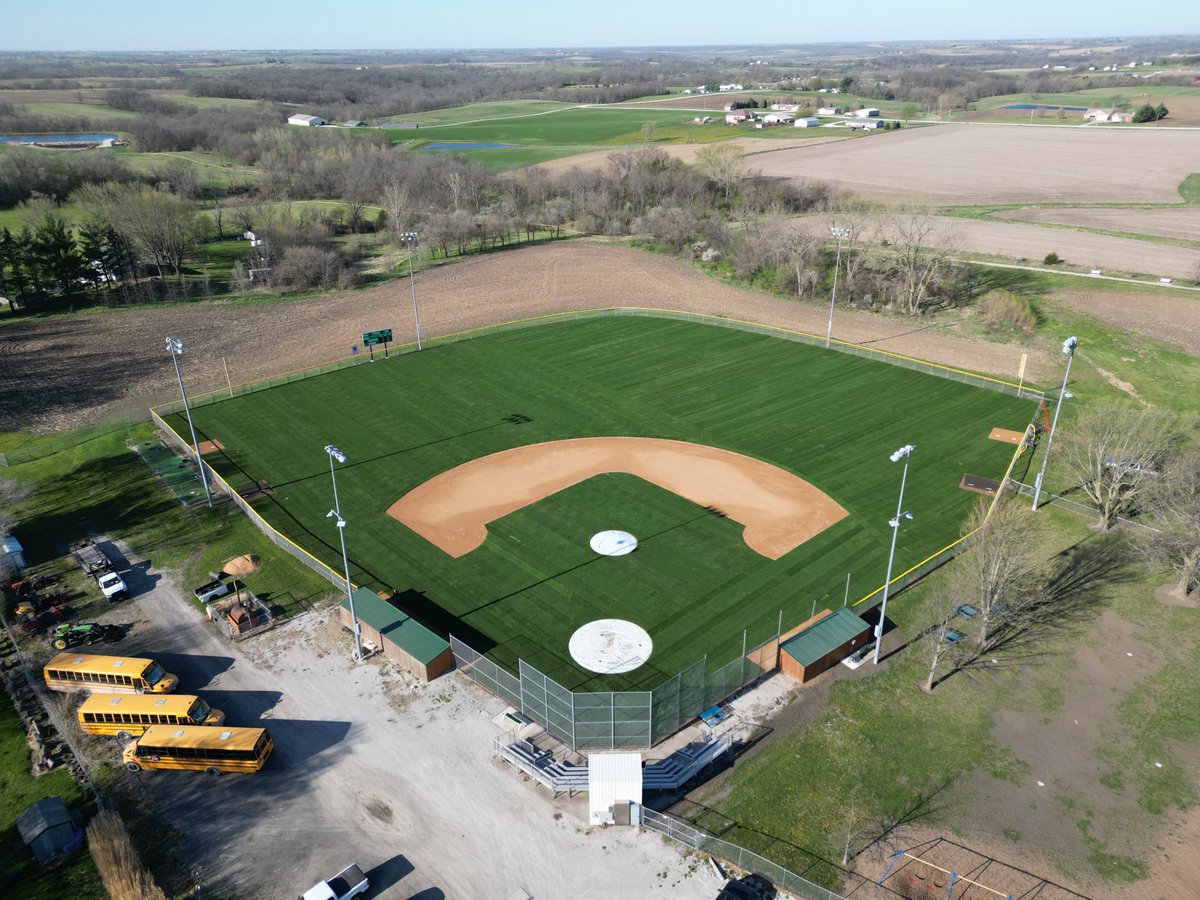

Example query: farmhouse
[287,113,327,126]
[725,112,756,125]
[1083,108,1133,124]
[718,83,744,92]
[817,106,842,115]
[793,117,821,128]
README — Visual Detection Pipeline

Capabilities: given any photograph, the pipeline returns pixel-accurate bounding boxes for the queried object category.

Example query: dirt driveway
[102,569,718,899]
[0,242,1049,433]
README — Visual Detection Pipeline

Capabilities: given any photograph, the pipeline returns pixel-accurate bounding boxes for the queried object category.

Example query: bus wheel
[116,730,132,741]
[125,762,141,772]
[205,766,221,776]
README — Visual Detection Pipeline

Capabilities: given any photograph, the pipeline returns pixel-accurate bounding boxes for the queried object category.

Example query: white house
[718,83,744,92]
[816,106,842,116]
[793,117,821,128]
[1083,108,1132,124]
[725,112,755,125]
[287,114,327,126]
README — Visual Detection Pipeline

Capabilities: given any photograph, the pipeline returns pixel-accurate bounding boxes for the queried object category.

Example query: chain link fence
[452,630,781,750]
[638,807,845,900]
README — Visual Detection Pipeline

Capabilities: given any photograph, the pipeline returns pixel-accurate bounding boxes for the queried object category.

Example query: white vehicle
[301,864,368,900]
[96,571,128,602]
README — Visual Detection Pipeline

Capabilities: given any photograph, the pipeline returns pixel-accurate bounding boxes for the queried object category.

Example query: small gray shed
[17,797,83,861]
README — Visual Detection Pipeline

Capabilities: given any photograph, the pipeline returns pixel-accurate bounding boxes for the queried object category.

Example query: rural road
[105,563,717,899]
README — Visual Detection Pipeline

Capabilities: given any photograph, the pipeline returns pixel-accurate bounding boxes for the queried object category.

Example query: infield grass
[172,317,1032,691]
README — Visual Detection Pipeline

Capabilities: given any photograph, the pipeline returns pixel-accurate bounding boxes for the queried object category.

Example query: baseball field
[168,315,1033,691]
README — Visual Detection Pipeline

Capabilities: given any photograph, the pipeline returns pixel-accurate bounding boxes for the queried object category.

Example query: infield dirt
[388,436,847,559]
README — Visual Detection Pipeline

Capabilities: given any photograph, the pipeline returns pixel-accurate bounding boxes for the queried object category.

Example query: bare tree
[921,586,966,692]
[953,498,1048,646]
[1059,406,1187,531]
[1140,443,1200,600]
[694,143,749,203]
[883,209,956,315]
[824,201,880,302]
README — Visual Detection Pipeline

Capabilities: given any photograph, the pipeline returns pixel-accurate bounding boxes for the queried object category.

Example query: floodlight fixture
[825,225,851,348]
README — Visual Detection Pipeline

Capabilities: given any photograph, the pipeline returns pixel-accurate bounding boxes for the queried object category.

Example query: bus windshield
[143,663,166,687]
[187,698,211,722]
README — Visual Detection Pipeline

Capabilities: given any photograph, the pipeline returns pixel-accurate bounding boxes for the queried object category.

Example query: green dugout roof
[780,607,869,667]
[342,588,450,664]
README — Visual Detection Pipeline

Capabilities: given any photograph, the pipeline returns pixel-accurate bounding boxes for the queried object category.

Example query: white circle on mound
[589,530,638,556]
[569,619,653,674]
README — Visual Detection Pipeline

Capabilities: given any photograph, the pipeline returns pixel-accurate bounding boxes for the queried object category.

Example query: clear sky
[3,0,1197,52]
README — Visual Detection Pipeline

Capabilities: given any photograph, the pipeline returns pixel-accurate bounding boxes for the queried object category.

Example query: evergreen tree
[31,213,86,295]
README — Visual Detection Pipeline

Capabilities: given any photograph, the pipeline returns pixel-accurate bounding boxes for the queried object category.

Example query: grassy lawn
[5,424,335,623]
[381,100,577,126]
[389,107,740,145]
[0,690,104,898]
[13,101,141,121]
[168,317,1031,691]
[975,85,1200,109]
[1179,173,1200,204]
[114,148,261,189]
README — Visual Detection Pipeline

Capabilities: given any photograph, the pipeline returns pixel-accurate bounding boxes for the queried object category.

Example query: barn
[287,114,327,126]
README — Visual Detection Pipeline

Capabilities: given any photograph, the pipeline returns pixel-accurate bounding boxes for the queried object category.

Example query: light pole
[399,231,423,351]
[165,337,212,507]
[325,444,362,661]
[826,226,850,348]
[873,444,915,665]
[1031,336,1078,511]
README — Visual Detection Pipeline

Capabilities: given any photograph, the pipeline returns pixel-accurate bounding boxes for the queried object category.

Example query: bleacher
[495,731,732,795]
[643,732,732,790]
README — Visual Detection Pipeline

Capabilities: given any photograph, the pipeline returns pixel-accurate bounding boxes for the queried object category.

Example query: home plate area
[568,619,653,674]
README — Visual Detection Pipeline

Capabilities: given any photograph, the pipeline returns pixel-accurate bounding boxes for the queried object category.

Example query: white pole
[167,338,212,507]
[401,231,423,351]
[1032,337,1078,511]
[326,445,361,661]
[873,445,914,665]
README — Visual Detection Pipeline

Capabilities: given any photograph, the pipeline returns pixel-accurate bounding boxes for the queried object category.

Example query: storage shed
[779,608,870,684]
[17,797,82,862]
[340,588,453,682]
[588,752,643,825]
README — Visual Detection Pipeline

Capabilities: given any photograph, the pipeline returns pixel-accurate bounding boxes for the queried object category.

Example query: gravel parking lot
[100,565,719,899]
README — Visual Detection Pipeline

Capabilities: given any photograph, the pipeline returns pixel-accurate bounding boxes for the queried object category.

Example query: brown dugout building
[779,607,871,684]
[339,588,454,682]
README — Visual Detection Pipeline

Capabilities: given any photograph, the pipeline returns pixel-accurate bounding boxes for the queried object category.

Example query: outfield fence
[637,806,844,900]
[451,628,781,750]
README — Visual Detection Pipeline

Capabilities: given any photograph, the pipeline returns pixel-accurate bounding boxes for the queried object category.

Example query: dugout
[779,607,870,684]
[340,588,454,682]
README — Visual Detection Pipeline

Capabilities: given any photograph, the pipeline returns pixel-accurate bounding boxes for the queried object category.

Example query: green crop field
[167,316,1032,692]
[384,100,577,126]
[392,106,735,145]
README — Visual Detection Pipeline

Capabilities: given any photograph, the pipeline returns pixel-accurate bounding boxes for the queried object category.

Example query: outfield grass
[171,317,1031,691]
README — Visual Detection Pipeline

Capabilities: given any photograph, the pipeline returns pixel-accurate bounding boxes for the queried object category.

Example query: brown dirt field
[195,439,224,455]
[789,213,1200,280]
[1054,289,1200,354]
[750,124,1199,204]
[387,437,846,560]
[0,242,1058,434]
[992,207,1200,243]
[532,134,853,175]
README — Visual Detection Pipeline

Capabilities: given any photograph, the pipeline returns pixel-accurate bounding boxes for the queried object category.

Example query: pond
[0,133,119,144]
[420,142,520,151]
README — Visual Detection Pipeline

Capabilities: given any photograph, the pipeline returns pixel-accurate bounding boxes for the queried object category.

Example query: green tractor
[49,623,108,651]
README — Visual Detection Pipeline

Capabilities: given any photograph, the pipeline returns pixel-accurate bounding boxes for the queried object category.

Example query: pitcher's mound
[589,530,638,556]
[569,619,652,674]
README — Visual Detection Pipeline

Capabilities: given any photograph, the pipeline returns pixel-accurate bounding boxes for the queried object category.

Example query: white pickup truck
[301,864,368,900]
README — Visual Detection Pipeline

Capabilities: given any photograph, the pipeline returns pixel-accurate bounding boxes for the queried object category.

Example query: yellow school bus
[44,653,178,695]
[122,725,273,775]
[77,693,225,739]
